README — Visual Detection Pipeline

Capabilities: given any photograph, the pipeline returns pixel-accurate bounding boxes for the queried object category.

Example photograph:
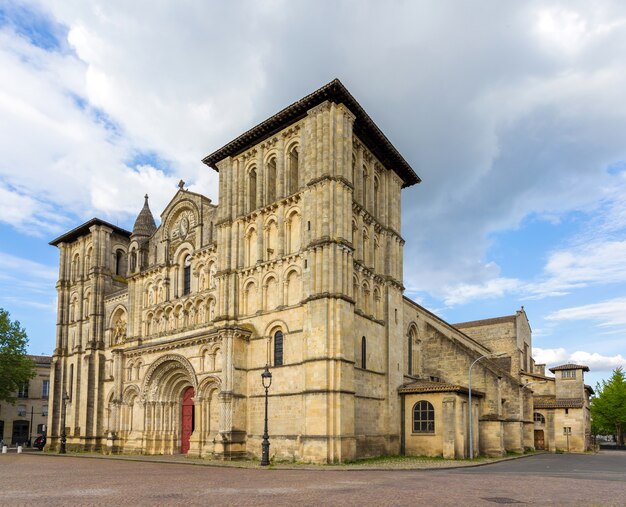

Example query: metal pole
[29,406,34,447]
[469,365,473,459]
[261,384,270,466]
[60,392,67,454]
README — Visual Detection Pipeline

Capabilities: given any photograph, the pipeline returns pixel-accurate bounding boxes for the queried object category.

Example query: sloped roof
[454,315,516,328]
[534,397,585,409]
[50,218,131,246]
[549,363,590,373]
[202,79,420,188]
[28,355,52,365]
[398,380,484,397]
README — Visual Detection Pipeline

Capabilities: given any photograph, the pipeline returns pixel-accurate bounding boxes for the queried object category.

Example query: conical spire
[132,194,157,238]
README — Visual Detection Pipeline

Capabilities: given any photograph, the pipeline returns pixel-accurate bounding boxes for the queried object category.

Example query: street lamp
[468,352,507,459]
[59,391,70,454]
[260,365,272,466]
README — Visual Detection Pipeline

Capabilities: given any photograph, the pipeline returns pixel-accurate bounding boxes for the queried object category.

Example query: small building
[523,363,593,452]
[0,355,51,446]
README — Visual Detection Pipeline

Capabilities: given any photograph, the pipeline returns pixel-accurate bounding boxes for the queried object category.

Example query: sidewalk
[25,450,538,471]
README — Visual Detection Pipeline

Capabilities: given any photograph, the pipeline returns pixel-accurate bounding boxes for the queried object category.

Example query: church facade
[47,80,590,462]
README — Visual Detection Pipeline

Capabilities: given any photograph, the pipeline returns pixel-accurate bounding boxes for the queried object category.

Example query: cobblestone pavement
[1,452,625,506]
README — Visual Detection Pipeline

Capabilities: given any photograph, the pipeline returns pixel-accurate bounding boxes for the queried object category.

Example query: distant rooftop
[29,354,52,365]
[549,363,590,373]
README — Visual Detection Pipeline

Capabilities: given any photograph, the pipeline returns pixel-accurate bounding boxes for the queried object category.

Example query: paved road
[1,452,624,506]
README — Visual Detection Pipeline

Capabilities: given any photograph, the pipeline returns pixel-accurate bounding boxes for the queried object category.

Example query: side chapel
[47,79,591,462]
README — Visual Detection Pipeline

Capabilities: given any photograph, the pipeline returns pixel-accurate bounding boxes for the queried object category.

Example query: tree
[591,367,626,445]
[0,308,35,403]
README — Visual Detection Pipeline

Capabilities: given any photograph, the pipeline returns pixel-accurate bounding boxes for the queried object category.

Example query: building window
[408,333,413,375]
[42,380,50,399]
[563,426,572,435]
[17,383,29,399]
[359,336,367,369]
[413,400,435,433]
[248,167,257,212]
[533,412,545,424]
[36,423,45,434]
[561,370,576,379]
[183,255,191,295]
[115,250,124,276]
[42,405,48,417]
[288,146,299,195]
[267,157,277,204]
[274,331,284,367]
[17,405,26,417]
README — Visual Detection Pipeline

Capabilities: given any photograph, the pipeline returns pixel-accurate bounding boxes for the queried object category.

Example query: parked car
[33,435,46,451]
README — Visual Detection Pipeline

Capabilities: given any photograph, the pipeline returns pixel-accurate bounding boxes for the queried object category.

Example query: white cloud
[545,297,626,327]
[533,346,626,372]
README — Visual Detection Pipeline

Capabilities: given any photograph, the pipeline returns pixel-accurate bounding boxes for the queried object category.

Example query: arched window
[408,332,413,375]
[183,255,191,295]
[248,167,257,213]
[274,330,284,367]
[361,336,367,369]
[533,412,545,424]
[362,165,368,207]
[115,250,124,276]
[129,250,137,273]
[413,400,435,433]
[267,157,277,204]
[373,176,379,217]
[288,146,299,195]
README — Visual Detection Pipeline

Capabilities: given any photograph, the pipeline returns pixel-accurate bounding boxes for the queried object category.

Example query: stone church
[47,79,591,462]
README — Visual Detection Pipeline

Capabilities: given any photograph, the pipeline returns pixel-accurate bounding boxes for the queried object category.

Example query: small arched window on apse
[274,330,284,367]
[183,255,191,295]
[248,167,257,213]
[352,153,356,186]
[361,336,367,369]
[288,145,299,195]
[413,400,435,433]
[267,157,277,204]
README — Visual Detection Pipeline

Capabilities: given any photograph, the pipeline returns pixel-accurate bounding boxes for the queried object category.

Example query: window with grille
[533,412,545,424]
[17,405,26,417]
[42,405,48,417]
[413,400,435,433]
[561,370,576,379]
[274,331,283,367]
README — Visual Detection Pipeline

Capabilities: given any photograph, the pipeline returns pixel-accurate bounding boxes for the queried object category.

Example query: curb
[22,450,539,472]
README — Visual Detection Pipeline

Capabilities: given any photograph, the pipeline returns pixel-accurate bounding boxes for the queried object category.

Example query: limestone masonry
[47,79,591,462]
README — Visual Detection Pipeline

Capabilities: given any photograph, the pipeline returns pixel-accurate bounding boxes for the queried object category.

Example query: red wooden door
[181,386,194,454]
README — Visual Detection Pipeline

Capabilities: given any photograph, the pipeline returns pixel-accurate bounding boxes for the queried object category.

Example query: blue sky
[1,0,626,388]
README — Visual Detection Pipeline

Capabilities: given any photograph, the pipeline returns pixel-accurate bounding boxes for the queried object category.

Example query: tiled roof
[202,79,420,188]
[534,397,584,409]
[29,355,52,364]
[453,315,516,328]
[549,363,590,373]
[398,380,484,397]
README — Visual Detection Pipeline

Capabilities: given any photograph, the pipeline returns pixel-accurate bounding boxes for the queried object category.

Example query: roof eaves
[202,79,420,188]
